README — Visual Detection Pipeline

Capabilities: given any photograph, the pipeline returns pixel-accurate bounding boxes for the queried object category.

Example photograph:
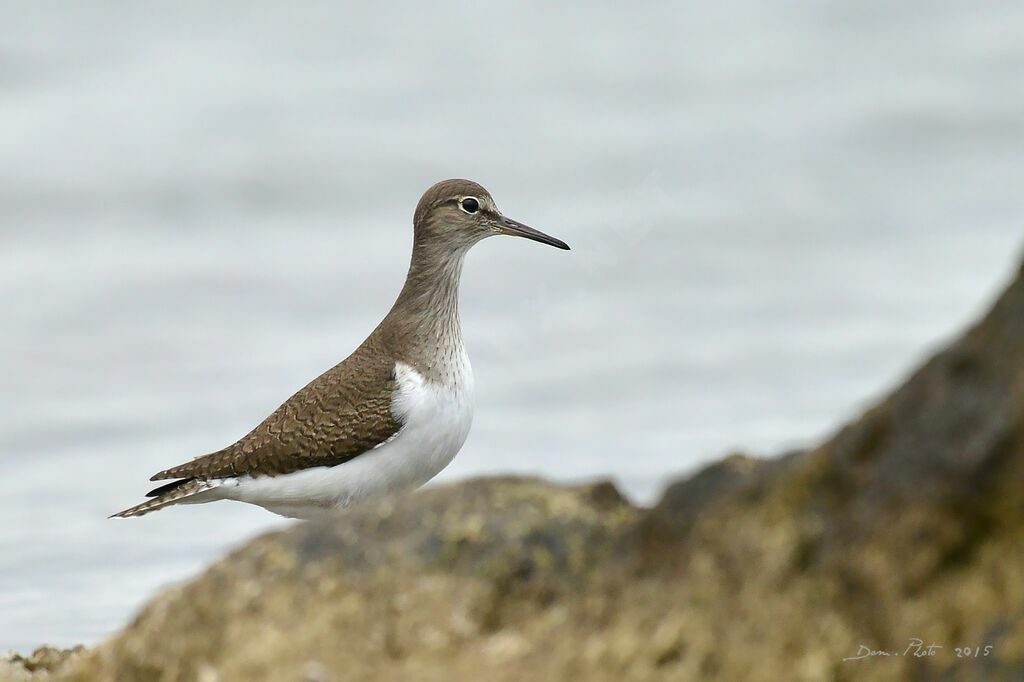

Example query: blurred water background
[1,0,1023,652]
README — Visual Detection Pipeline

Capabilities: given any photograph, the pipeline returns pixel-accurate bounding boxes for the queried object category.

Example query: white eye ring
[459,196,481,214]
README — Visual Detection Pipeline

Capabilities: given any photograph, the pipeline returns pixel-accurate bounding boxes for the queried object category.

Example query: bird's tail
[110,478,219,518]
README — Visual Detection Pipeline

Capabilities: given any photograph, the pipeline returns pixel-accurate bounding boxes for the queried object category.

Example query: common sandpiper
[113,179,569,519]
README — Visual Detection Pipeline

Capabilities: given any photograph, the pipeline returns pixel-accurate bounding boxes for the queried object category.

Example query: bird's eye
[459,197,480,214]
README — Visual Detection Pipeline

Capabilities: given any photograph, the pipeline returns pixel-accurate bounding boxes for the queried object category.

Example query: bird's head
[413,179,570,252]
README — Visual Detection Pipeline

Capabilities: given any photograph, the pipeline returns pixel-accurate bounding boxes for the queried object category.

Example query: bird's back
[151,331,403,482]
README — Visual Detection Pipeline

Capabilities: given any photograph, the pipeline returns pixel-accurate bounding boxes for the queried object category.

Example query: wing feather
[151,336,402,481]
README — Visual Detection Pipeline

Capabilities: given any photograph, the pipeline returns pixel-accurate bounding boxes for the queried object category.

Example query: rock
[1,647,85,680]
[64,478,644,682]
[19,256,1024,681]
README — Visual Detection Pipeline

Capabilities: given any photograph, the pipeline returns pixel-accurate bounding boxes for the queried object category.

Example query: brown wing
[150,337,402,481]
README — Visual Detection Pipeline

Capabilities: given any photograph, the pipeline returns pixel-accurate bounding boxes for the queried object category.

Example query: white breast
[225,355,474,519]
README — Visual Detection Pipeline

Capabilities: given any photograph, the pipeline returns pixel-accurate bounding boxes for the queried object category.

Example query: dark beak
[496,216,570,250]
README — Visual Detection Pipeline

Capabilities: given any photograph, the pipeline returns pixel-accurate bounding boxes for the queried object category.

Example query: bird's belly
[229,361,474,519]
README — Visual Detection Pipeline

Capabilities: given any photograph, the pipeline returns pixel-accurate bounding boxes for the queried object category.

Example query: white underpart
[215,355,474,519]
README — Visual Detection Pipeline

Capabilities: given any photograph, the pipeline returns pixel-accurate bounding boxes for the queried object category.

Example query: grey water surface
[2,0,1023,651]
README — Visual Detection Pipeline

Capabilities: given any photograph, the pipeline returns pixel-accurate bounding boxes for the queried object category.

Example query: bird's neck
[383,236,468,382]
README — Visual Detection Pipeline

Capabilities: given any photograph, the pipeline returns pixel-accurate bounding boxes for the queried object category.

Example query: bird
[111,179,569,519]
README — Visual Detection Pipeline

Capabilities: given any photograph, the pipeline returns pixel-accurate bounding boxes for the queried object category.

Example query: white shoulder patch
[391,361,428,422]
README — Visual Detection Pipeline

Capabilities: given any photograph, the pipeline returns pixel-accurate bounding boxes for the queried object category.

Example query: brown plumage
[110,479,218,518]
[151,334,402,481]
[112,179,569,519]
